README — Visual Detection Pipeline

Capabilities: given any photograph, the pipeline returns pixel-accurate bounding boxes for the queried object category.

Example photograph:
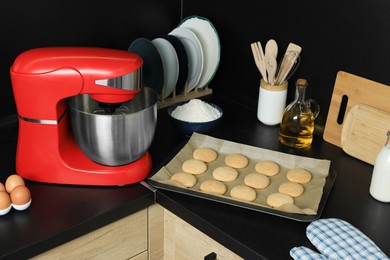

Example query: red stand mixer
[10,47,158,186]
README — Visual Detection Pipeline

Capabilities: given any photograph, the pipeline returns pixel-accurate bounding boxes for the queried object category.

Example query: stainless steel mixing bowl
[68,87,158,166]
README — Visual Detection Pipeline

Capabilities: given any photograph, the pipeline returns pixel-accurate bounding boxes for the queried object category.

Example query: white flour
[171,99,222,122]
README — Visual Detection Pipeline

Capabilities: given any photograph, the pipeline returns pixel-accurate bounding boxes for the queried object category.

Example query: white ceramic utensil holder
[257,79,288,125]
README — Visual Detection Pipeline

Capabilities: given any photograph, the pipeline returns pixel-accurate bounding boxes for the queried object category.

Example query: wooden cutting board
[340,104,390,165]
[324,71,390,147]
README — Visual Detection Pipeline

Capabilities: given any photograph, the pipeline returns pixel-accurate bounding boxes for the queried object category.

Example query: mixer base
[17,151,152,186]
[16,118,152,186]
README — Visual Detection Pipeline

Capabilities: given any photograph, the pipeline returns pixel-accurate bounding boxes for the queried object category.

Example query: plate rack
[157,85,213,109]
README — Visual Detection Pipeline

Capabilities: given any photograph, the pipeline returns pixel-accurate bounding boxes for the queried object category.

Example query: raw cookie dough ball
[193,148,218,163]
[200,180,227,195]
[171,172,197,188]
[278,182,304,197]
[212,166,239,182]
[266,192,294,208]
[254,161,280,176]
[225,154,249,169]
[244,173,270,189]
[230,185,257,202]
[287,168,312,184]
[182,159,207,175]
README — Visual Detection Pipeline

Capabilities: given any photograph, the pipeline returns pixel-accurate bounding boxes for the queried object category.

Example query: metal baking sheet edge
[148,167,337,222]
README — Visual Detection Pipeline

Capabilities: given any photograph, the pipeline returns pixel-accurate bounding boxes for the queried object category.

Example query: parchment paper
[149,133,331,215]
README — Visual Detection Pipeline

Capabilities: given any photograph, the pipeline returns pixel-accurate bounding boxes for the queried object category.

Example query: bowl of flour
[167,99,223,136]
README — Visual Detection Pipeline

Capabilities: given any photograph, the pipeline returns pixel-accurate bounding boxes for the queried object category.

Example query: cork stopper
[296,78,308,88]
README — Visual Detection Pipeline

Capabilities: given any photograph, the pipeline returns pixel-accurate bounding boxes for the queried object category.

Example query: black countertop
[0,117,156,259]
[1,94,389,259]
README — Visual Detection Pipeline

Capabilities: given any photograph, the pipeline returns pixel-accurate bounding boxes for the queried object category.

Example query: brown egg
[10,185,31,206]
[0,182,5,192]
[0,191,11,210]
[5,174,25,193]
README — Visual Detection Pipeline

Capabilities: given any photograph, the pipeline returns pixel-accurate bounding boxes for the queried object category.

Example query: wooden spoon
[265,39,278,59]
[264,52,277,85]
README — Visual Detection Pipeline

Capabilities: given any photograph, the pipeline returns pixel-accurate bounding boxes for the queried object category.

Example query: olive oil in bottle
[278,79,320,148]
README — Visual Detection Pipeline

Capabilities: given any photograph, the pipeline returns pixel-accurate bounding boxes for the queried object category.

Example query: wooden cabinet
[149,204,243,260]
[33,204,242,259]
[33,209,148,260]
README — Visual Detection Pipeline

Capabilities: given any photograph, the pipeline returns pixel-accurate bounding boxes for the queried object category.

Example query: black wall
[1,0,390,129]
[0,0,181,118]
[183,0,390,127]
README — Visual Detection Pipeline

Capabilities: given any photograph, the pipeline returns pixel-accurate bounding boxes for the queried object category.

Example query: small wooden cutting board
[341,104,390,165]
[324,71,390,147]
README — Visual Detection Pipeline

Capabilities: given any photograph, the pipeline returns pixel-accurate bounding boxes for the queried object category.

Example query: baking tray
[149,134,337,222]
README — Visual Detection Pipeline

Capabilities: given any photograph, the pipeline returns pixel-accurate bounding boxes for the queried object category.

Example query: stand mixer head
[10,47,158,186]
[11,47,143,120]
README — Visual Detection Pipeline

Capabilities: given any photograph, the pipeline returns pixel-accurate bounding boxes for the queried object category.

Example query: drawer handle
[204,252,217,260]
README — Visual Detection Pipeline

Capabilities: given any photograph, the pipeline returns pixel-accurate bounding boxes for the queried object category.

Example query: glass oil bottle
[278,79,320,148]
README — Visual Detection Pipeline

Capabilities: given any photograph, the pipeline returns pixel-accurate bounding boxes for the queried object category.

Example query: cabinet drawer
[33,208,148,259]
[163,208,243,260]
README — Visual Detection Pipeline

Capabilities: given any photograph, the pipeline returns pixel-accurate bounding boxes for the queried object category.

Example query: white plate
[169,27,204,93]
[152,38,179,99]
[179,16,220,89]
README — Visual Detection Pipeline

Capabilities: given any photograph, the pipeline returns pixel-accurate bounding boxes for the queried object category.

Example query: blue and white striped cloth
[290,218,389,260]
